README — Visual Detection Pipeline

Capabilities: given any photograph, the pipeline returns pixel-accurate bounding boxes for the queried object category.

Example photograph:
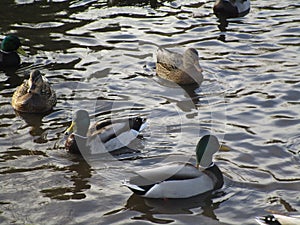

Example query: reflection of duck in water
[213,0,250,19]
[126,191,215,213]
[41,158,92,200]
[123,135,227,199]
[108,0,158,8]
[256,214,300,225]
[119,192,223,223]
[11,70,57,113]
[156,48,203,85]
[0,34,27,69]
[64,109,147,155]
[14,111,46,141]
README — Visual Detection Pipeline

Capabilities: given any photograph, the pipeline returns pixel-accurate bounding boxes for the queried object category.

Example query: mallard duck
[0,34,27,68]
[122,135,225,199]
[11,70,57,113]
[156,48,203,85]
[256,214,300,225]
[213,0,250,18]
[64,109,147,155]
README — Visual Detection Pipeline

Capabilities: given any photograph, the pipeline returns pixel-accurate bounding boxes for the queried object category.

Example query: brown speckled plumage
[156,48,203,85]
[11,70,56,113]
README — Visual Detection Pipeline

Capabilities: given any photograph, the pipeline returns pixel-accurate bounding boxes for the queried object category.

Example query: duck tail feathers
[139,121,147,132]
[122,180,145,192]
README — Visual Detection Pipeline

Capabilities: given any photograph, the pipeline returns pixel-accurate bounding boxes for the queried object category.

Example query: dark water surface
[0,0,299,224]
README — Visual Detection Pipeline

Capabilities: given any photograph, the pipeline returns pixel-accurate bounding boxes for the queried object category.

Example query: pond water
[0,0,299,224]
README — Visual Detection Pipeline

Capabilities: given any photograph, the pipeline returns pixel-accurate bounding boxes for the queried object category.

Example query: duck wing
[91,117,146,142]
[123,163,215,198]
[129,163,203,186]
[12,81,28,98]
[88,117,146,153]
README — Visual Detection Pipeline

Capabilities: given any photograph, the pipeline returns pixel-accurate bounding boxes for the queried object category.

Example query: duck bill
[194,63,203,73]
[28,83,38,94]
[219,144,231,151]
[65,122,75,136]
[17,46,28,57]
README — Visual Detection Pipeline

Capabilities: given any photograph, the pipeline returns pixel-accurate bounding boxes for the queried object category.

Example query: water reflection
[0,73,24,90]
[122,191,225,223]
[108,0,158,8]
[154,76,201,111]
[217,17,229,33]
[14,111,51,142]
[41,157,92,200]
[215,18,245,43]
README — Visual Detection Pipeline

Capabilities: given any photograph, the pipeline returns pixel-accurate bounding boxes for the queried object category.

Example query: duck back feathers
[213,0,250,18]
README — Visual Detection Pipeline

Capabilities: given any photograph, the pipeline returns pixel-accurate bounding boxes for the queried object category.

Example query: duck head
[196,135,220,168]
[65,109,90,138]
[183,48,203,73]
[1,34,27,56]
[26,70,45,94]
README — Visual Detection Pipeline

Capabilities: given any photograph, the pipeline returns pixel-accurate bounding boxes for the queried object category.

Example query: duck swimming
[123,135,225,199]
[0,34,27,68]
[213,0,250,18]
[156,48,203,85]
[11,70,57,113]
[64,109,147,155]
[256,214,300,225]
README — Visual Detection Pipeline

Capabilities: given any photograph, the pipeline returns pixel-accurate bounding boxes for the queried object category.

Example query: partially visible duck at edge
[156,47,203,85]
[213,0,250,18]
[64,109,147,155]
[122,135,228,199]
[256,214,300,225]
[0,34,27,69]
[11,70,57,113]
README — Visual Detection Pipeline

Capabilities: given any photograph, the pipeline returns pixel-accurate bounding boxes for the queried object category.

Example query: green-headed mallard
[11,70,57,113]
[122,135,226,199]
[0,34,27,68]
[156,48,203,85]
[256,214,300,225]
[64,109,147,155]
[213,0,250,18]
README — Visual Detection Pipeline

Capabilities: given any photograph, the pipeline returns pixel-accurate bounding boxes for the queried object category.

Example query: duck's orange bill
[65,122,75,136]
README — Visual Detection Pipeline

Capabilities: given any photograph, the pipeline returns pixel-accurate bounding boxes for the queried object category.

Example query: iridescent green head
[1,35,27,56]
[196,135,220,168]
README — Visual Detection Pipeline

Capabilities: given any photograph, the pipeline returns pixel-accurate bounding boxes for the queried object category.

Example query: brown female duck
[156,48,203,85]
[11,70,56,113]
